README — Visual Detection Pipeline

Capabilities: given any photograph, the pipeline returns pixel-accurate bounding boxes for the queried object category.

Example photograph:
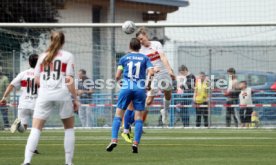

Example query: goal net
[0,0,276,128]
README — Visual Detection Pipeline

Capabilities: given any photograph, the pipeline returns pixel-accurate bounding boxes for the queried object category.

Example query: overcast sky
[163,0,276,42]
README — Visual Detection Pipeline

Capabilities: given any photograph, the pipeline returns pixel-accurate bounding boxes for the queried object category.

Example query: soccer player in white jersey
[121,28,175,142]
[22,31,79,165]
[136,27,175,126]
[0,54,38,134]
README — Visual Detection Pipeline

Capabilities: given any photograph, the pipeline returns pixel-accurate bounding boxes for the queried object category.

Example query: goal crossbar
[0,22,276,28]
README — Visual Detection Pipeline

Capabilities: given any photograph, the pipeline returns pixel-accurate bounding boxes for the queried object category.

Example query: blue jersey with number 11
[118,52,153,82]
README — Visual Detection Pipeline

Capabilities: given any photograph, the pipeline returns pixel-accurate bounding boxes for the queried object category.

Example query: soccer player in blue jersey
[106,38,154,153]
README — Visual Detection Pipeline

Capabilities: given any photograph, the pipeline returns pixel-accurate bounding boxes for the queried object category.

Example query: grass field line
[0,143,275,148]
[2,129,276,134]
[0,136,275,141]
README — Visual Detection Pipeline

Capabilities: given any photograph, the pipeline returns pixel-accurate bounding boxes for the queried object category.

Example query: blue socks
[130,111,135,125]
[134,120,143,144]
[124,109,135,130]
[111,116,122,140]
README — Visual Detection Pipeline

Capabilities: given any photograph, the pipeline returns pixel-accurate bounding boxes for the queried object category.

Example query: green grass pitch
[0,129,275,165]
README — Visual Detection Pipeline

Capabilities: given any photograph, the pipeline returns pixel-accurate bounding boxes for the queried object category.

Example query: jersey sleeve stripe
[21,80,27,87]
[61,63,67,72]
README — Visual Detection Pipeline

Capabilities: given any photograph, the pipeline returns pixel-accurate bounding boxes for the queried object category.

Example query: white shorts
[18,108,33,125]
[147,73,173,96]
[33,98,74,120]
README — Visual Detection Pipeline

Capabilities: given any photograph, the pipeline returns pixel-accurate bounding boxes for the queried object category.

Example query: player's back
[119,52,153,88]
[35,50,75,100]
[11,68,37,109]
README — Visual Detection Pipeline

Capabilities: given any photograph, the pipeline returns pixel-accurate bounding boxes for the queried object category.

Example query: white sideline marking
[0,142,276,148]
[42,127,276,130]
[0,136,275,141]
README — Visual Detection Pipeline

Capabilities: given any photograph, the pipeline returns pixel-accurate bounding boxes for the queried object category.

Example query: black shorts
[240,108,253,123]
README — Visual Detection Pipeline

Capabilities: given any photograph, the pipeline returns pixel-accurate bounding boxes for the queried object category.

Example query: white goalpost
[1,22,276,28]
[1,22,276,128]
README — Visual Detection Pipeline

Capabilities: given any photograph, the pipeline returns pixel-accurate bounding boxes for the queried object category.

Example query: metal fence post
[170,94,175,127]
[12,50,17,119]
[208,49,212,128]
[110,0,116,121]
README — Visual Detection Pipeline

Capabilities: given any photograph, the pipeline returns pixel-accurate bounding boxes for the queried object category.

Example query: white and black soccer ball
[17,124,25,133]
[122,20,136,34]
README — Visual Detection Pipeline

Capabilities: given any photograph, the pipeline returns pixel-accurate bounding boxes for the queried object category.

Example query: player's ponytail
[43,31,65,66]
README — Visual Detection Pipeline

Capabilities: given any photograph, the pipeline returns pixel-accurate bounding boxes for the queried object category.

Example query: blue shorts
[116,88,146,111]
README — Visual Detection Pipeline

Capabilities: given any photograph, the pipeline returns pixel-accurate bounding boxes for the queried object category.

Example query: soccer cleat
[106,142,117,152]
[10,118,21,133]
[21,163,30,165]
[132,144,138,153]
[33,149,40,154]
[121,133,132,143]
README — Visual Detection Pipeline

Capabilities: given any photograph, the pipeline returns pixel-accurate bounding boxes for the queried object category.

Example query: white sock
[64,128,75,165]
[163,98,171,124]
[24,128,41,164]
[124,129,129,134]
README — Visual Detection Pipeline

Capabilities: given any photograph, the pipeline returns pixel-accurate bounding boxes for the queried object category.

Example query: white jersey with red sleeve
[139,41,168,76]
[34,50,75,100]
[11,68,38,110]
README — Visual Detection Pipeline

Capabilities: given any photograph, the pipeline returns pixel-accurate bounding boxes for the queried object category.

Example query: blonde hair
[135,27,148,38]
[43,31,65,66]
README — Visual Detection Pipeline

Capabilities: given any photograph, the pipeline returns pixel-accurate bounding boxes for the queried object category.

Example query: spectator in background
[224,68,240,127]
[239,81,253,127]
[251,111,259,128]
[77,69,93,127]
[193,72,209,127]
[0,70,10,129]
[176,65,196,127]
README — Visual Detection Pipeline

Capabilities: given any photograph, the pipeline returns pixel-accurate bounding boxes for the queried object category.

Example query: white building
[55,0,188,92]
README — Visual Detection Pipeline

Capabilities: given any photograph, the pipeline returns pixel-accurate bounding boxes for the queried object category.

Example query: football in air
[122,20,136,34]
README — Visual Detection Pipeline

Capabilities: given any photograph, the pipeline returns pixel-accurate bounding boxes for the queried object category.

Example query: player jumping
[121,27,175,142]
[106,38,154,153]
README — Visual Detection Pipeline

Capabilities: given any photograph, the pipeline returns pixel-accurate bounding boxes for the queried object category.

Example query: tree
[0,0,60,53]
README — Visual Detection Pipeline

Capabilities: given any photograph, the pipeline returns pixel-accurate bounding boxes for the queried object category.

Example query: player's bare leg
[143,96,154,122]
